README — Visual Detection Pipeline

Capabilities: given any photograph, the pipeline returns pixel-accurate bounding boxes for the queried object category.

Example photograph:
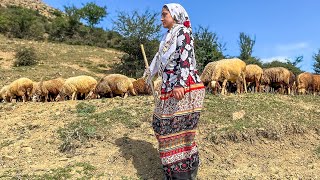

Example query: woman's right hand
[173,86,185,100]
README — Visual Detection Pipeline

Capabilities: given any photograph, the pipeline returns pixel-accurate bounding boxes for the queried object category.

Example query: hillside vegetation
[0,35,319,179]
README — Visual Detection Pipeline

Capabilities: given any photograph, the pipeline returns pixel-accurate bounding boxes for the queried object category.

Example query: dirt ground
[0,97,319,179]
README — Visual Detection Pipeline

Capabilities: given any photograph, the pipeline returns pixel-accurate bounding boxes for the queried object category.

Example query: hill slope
[0,36,319,179]
[0,0,57,18]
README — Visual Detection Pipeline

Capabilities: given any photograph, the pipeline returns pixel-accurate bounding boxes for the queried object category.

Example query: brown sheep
[7,77,33,102]
[94,74,136,98]
[132,78,152,95]
[296,72,314,94]
[94,77,112,98]
[0,85,10,102]
[32,77,65,102]
[200,61,220,94]
[261,67,291,94]
[312,74,320,95]
[245,64,263,93]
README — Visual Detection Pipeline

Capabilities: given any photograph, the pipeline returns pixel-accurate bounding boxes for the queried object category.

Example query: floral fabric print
[161,27,201,93]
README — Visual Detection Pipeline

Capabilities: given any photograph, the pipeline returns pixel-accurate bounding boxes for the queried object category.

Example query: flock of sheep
[0,58,319,103]
[0,74,145,103]
[200,58,320,95]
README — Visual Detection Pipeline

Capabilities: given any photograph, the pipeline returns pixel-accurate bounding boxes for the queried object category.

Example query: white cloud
[260,56,289,63]
[275,42,309,53]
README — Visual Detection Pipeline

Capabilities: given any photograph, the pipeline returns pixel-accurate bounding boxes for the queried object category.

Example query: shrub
[14,47,38,66]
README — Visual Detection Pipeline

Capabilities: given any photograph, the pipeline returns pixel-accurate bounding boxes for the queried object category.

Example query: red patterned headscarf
[164,3,191,29]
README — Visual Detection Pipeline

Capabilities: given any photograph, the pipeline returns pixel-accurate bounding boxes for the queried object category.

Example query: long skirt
[152,83,205,179]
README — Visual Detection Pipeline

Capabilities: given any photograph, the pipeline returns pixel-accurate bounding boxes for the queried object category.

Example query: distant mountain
[0,0,58,18]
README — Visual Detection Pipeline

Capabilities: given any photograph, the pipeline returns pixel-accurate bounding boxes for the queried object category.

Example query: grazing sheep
[132,78,152,95]
[94,74,136,98]
[7,77,34,102]
[245,64,263,93]
[200,61,220,94]
[129,78,137,83]
[59,75,97,101]
[94,77,112,98]
[288,71,296,95]
[261,67,291,94]
[201,58,247,95]
[0,85,10,102]
[32,77,65,102]
[312,74,320,95]
[297,72,314,94]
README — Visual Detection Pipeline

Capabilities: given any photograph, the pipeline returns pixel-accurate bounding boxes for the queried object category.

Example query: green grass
[201,93,320,131]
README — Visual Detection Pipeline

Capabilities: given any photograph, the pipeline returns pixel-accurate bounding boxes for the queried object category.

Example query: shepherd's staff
[140,44,156,99]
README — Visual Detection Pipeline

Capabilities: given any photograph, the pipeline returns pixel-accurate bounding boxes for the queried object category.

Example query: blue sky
[42,0,320,72]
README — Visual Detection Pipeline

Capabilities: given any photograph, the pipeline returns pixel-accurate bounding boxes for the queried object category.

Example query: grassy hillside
[0,36,319,179]
[0,34,122,86]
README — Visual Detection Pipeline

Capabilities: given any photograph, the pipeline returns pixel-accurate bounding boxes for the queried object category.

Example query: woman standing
[144,3,205,179]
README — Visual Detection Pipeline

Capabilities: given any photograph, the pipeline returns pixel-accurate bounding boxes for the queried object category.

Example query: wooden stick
[140,44,156,97]
[141,44,149,68]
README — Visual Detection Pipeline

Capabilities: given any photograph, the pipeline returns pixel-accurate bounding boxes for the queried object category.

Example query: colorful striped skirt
[152,83,205,179]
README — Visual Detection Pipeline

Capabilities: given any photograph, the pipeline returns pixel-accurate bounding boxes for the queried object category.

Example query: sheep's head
[31,82,40,101]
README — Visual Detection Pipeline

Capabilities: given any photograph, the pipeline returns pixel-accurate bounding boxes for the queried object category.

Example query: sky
[42,0,320,72]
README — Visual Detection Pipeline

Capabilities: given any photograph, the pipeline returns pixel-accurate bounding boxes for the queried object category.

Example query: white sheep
[59,75,97,101]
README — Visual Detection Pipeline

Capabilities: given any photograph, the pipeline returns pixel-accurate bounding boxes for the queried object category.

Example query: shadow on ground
[115,137,163,179]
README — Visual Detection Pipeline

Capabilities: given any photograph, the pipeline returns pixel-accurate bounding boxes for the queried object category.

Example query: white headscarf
[147,3,192,80]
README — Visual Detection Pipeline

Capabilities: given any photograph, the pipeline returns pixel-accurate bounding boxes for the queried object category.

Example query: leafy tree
[113,10,162,77]
[79,2,107,29]
[193,26,225,72]
[63,5,82,38]
[238,32,259,64]
[313,49,320,73]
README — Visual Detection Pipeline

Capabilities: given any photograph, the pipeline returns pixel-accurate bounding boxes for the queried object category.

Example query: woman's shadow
[115,137,163,179]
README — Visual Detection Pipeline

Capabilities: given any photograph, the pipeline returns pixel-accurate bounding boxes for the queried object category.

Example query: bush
[14,47,38,66]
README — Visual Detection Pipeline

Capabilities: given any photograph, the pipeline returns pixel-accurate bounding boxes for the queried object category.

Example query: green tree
[113,10,162,77]
[63,5,82,38]
[313,49,320,73]
[238,32,259,64]
[193,26,225,72]
[79,2,107,29]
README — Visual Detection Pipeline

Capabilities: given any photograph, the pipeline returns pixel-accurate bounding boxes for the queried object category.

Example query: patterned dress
[152,26,205,179]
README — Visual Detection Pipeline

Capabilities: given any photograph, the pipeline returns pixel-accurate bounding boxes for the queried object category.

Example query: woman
[144,3,205,179]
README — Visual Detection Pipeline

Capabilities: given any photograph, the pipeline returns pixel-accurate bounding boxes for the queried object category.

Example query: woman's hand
[173,86,185,100]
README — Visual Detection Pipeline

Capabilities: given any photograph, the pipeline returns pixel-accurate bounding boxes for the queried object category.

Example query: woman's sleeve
[174,28,193,88]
